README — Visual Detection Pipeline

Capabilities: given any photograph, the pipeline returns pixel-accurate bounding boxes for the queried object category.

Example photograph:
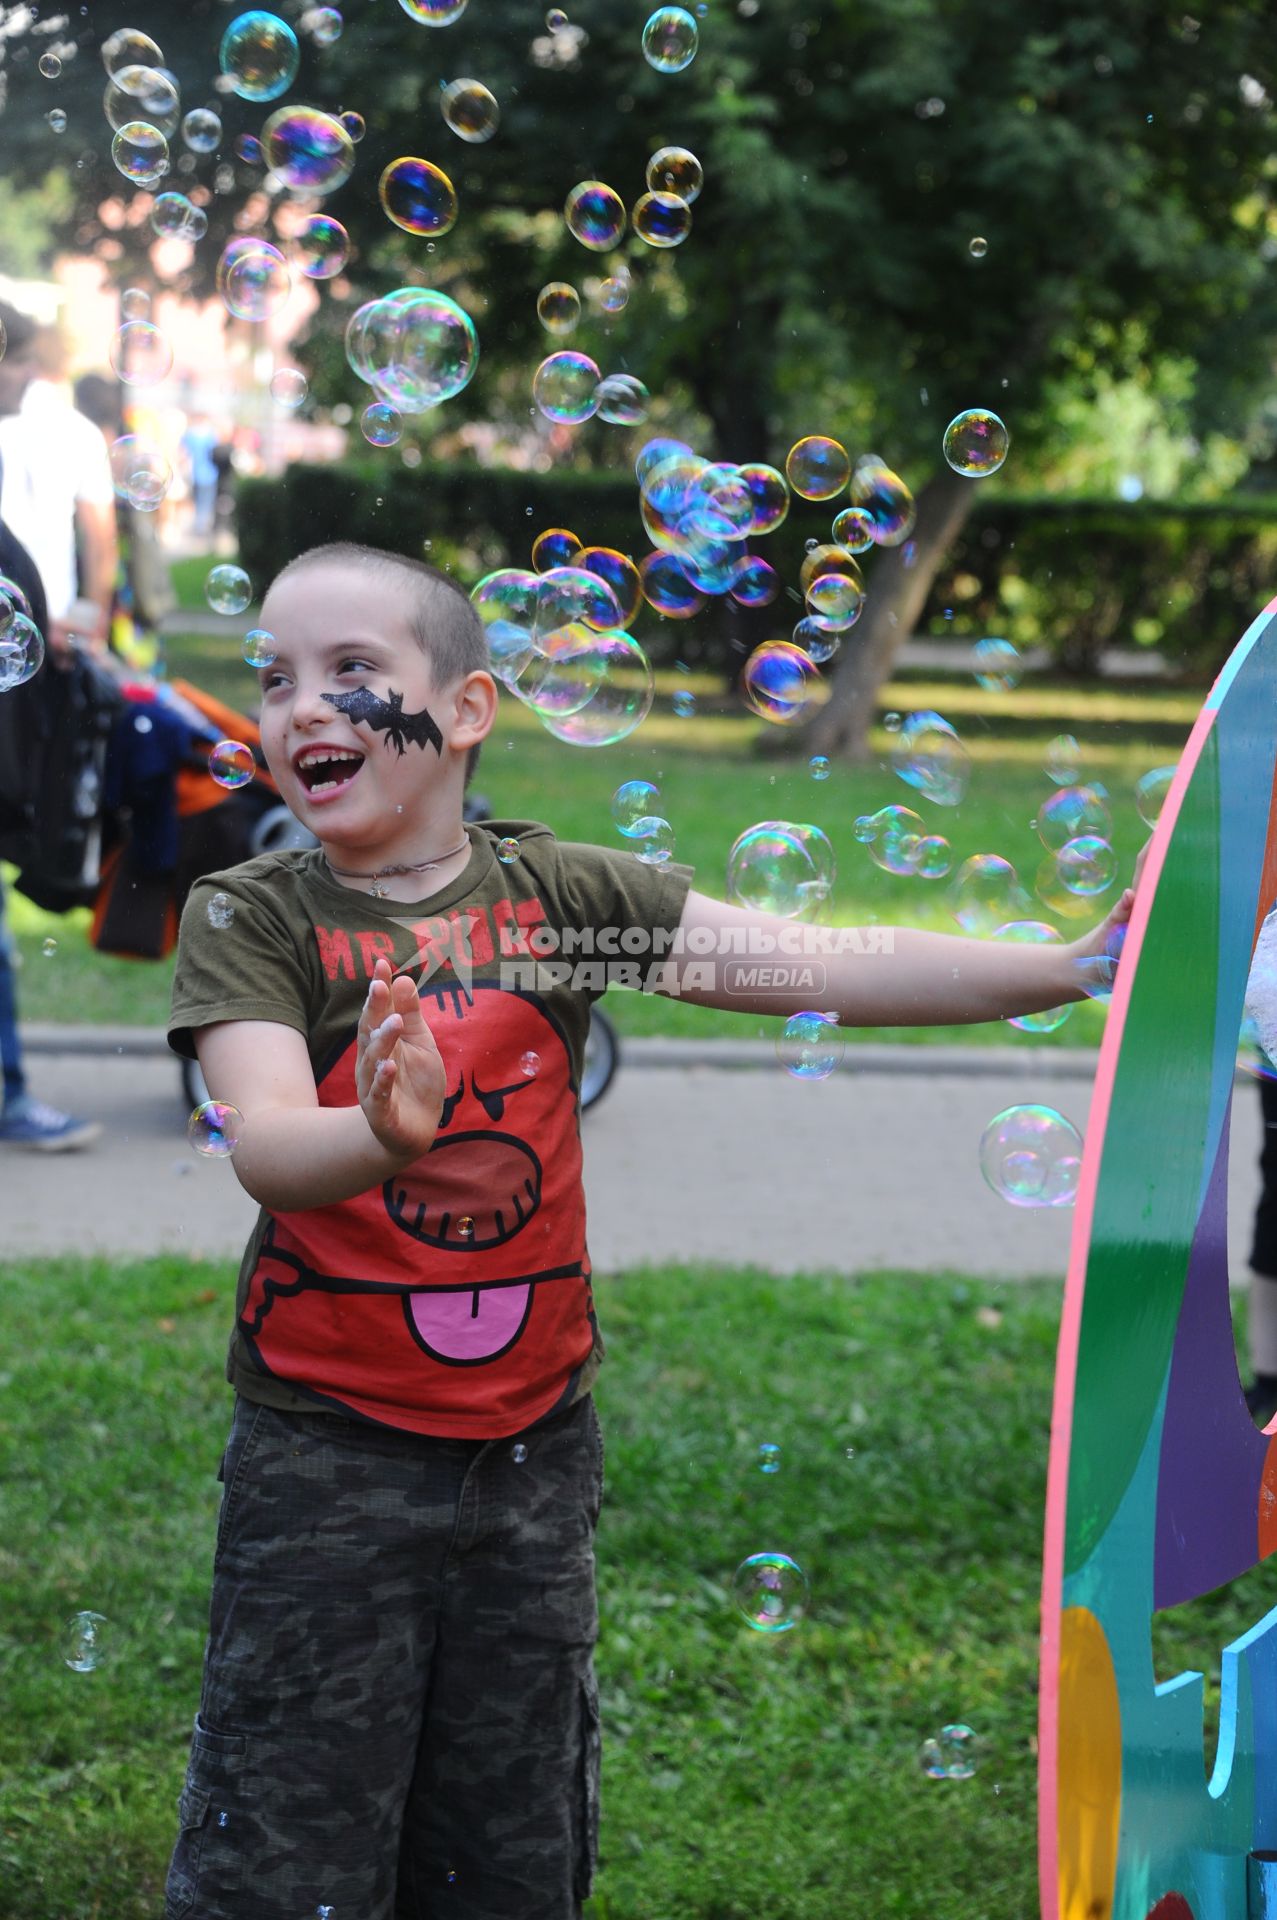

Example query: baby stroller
[84,674,619,1116]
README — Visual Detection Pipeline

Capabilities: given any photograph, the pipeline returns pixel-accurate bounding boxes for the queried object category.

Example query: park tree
[5,0,1277,752]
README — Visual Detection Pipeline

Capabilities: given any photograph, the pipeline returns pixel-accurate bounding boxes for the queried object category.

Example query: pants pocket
[573,1671,602,1902]
[214,1401,268,1563]
[164,1715,248,1919]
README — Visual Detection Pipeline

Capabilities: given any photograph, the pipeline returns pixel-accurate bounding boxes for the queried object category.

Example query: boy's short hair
[271,542,491,785]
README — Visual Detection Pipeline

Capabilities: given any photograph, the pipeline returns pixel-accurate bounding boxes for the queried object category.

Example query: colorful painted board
[1039,596,1277,1920]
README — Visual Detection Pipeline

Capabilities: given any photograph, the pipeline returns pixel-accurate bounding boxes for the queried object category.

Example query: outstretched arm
[659,880,1137,1027]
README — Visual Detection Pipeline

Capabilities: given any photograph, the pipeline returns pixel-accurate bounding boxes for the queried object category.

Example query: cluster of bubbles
[0,574,45,692]
[345,288,479,440]
[611,779,675,863]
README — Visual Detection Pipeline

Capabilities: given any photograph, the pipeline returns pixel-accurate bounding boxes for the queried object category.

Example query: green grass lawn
[0,1257,1269,1919]
[8,648,1188,1047]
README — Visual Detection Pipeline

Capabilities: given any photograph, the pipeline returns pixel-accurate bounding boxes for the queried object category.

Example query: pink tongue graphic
[409,1283,531,1361]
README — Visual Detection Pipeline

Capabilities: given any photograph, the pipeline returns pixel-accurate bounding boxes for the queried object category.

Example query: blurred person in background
[76,370,172,671]
[180,411,219,539]
[0,511,102,1151]
[0,301,117,660]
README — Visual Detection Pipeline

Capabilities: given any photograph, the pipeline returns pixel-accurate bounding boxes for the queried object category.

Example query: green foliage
[0,169,74,279]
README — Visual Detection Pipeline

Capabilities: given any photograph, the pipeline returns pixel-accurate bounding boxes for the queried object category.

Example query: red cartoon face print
[236,984,596,1432]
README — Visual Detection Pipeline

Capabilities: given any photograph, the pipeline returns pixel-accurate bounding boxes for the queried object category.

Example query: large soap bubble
[263,106,354,193]
[219,12,299,101]
[741,641,826,726]
[726,821,835,919]
[345,288,479,412]
[529,629,655,747]
[890,709,971,807]
[379,157,458,237]
[979,1104,1082,1208]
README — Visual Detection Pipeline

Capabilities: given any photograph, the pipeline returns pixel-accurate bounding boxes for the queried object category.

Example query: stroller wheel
[581,1006,619,1112]
[181,1054,210,1115]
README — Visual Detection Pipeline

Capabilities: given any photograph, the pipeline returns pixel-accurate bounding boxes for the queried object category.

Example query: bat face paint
[322,686,444,757]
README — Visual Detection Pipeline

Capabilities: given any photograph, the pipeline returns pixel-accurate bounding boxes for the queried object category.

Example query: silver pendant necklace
[324,835,470,899]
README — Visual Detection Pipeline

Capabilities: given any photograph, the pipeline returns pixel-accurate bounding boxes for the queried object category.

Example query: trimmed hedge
[236,461,1277,678]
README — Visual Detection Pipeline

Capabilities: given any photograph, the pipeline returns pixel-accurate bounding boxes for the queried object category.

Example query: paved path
[7,1039,1267,1282]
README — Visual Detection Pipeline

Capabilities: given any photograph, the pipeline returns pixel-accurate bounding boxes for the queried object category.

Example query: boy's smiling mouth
[292,743,366,797]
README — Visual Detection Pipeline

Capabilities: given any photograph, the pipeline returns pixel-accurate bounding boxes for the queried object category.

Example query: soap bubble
[1036,784,1111,850]
[805,570,865,633]
[304,6,344,44]
[1135,764,1175,827]
[948,854,1029,935]
[263,106,354,193]
[632,191,692,247]
[849,459,916,545]
[64,1611,111,1672]
[209,741,255,789]
[537,282,581,335]
[111,121,169,187]
[345,287,478,412]
[640,551,706,619]
[441,78,499,142]
[0,574,33,627]
[102,29,162,75]
[222,241,290,322]
[0,615,45,692]
[220,11,299,101]
[914,834,952,879]
[531,528,581,571]
[1054,834,1117,897]
[109,321,172,387]
[742,641,826,726]
[47,109,67,132]
[547,6,569,25]
[732,1553,809,1632]
[613,780,661,836]
[520,1051,540,1077]
[890,710,970,807]
[399,0,470,20]
[496,836,521,863]
[565,181,626,250]
[734,463,789,535]
[979,1105,1082,1207]
[472,570,539,683]
[919,1724,981,1779]
[206,892,236,930]
[42,936,57,957]
[778,1010,844,1080]
[646,145,703,202]
[594,373,650,426]
[534,352,600,425]
[579,548,642,627]
[672,689,696,717]
[943,409,1010,477]
[293,211,346,277]
[206,565,252,615]
[269,367,308,409]
[362,401,403,446]
[379,157,458,237]
[798,543,859,597]
[531,629,655,747]
[969,235,988,258]
[643,7,699,72]
[188,1101,245,1159]
[1045,733,1081,785]
[104,65,179,136]
[242,628,277,667]
[39,50,61,78]
[831,506,876,553]
[996,921,1072,1035]
[340,109,366,141]
[622,815,671,865]
[511,1440,527,1462]
[758,1442,781,1473]
[727,821,834,918]
[971,638,1021,692]
[729,555,778,608]
[809,755,830,781]
[235,133,264,166]
[597,272,631,314]
[854,804,925,876]
[786,435,850,501]
[150,191,201,239]
[108,434,172,510]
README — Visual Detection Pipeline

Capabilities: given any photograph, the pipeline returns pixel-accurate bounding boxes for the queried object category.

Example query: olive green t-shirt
[169,819,693,1438]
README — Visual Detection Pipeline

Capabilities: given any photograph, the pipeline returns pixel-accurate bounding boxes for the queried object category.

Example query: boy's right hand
[355,957,446,1160]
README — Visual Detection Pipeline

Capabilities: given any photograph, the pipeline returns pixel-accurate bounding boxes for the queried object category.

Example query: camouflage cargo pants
[164,1391,603,1920]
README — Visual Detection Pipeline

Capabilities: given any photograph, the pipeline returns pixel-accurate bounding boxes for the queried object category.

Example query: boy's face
[257,562,458,853]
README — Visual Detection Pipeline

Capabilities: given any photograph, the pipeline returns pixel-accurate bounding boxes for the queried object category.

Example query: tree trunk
[800,465,979,761]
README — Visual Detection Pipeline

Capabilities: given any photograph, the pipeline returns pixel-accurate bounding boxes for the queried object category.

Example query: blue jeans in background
[0,877,27,1108]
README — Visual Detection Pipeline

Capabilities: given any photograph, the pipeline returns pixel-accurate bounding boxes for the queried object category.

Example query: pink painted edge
[1035,697,1220,1920]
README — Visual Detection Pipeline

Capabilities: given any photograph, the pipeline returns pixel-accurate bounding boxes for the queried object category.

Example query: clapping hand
[355,957,446,1159]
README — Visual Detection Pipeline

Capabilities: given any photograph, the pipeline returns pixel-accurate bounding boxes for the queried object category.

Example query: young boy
[165,541,1134,1920]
